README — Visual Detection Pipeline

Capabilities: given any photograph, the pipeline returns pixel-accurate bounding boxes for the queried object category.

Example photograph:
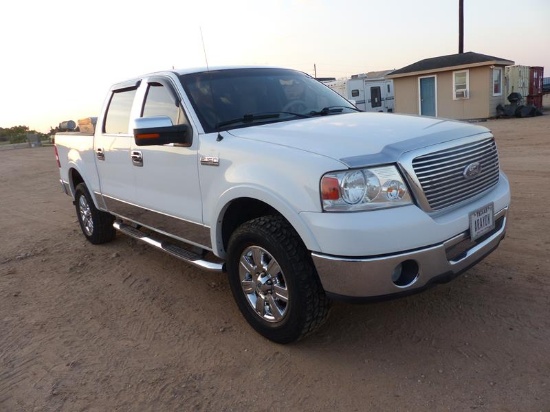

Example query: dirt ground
[1,115,549,412]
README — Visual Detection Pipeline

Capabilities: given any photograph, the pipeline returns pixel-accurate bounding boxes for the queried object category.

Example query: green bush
[9,134,28,144]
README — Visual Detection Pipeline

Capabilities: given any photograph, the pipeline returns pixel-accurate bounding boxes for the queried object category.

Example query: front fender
[197,132,347,258]
[210,185,321,258]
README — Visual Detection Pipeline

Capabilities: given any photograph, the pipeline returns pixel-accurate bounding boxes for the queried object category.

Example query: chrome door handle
[96,148,105,161]
[131,150,143,167]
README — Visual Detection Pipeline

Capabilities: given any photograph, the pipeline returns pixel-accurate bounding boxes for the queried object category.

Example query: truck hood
[226,112,490,167]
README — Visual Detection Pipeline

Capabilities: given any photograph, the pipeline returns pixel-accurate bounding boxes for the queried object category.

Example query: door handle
[96,148,105,161]
[131,150,143,167]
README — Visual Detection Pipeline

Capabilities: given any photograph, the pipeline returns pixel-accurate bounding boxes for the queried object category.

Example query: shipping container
[505,65,529,102]
[527,66,544,108]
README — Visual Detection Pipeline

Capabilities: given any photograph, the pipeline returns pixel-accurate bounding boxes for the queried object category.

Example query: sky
[1,0,548,133]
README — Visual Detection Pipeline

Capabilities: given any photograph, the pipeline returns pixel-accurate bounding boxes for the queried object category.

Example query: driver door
[130,77,205,244]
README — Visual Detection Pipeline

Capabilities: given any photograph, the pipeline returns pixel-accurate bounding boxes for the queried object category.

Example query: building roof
[388,51,514,78]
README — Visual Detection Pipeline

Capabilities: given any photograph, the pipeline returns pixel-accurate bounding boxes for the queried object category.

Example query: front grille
[412,138,500,211]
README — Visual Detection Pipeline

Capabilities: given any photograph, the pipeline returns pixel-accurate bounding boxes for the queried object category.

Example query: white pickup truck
[55,66,510,343]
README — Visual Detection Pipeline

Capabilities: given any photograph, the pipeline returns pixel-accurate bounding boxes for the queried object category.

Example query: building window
[453,70,469,99]
[492,67,503,96]
[351,89,359,97]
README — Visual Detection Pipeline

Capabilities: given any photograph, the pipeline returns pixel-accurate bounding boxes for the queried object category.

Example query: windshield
[179,68,357,133]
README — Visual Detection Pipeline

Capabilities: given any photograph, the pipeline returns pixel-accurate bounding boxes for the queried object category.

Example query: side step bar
[113,221,224,272]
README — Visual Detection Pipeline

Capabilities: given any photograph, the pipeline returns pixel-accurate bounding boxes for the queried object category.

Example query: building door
[370,86,382,109]
[419,76,436,116]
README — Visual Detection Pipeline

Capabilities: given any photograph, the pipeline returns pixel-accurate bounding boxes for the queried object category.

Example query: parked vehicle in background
[324,70,395,112]
[54,66,510,343]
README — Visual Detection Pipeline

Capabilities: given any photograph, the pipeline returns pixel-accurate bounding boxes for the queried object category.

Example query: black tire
[227,215,330,343]
[74,183,116,244]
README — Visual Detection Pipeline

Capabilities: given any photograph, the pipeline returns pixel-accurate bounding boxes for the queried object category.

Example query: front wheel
[74,183,116,244]
[227,215,329,343]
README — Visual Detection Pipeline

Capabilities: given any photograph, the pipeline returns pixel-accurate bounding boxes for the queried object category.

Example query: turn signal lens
[136,133,160,139]
[321,176,340,200]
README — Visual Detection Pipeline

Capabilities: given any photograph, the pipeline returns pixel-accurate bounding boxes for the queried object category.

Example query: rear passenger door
[95,81,140,215]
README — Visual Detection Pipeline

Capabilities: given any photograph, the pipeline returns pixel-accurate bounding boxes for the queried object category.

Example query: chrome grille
[412,138,500,211]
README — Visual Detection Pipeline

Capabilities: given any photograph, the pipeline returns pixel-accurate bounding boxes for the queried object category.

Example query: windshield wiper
[215,112,310,130]
[309,106,361,116]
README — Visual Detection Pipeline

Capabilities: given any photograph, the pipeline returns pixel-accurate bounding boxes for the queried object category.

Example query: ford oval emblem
[463,162,482,179]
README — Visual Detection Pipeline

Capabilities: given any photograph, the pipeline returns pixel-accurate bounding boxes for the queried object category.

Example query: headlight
[321,165,412,211]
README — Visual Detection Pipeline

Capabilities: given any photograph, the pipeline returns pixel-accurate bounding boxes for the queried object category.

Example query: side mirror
[133,116,191,147]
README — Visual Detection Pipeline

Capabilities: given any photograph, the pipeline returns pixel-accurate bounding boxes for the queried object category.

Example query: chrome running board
[113,221,224,272]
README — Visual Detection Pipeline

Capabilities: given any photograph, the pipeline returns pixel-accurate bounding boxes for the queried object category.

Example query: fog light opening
[391,260,419,288]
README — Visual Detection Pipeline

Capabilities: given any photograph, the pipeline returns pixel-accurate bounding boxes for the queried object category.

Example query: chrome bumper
[312,207,508,300]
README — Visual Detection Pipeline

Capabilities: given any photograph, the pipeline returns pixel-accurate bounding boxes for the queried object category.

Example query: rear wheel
[227,215,329,343]
[74,183,116,244]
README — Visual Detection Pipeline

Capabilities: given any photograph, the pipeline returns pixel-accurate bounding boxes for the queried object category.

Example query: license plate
[469,203,495,241]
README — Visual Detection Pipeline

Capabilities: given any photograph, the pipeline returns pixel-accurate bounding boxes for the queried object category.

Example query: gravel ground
[1,115,549,411]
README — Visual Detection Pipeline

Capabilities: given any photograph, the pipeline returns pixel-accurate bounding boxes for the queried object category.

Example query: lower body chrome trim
[99,194,212,251]
[114,221,223,271]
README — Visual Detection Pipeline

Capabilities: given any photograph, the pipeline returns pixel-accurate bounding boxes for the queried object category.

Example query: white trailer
[324,70,395,112]
[323,78,347,99]
[347,70,394,112]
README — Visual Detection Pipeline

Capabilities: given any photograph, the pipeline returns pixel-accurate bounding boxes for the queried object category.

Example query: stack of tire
[496,93,543,118]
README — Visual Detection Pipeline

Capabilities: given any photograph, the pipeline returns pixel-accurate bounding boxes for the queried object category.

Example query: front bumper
[312,207,507,300]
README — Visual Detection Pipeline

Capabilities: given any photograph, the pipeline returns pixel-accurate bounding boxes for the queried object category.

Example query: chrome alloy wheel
[78,194,94,236]
[239,246,289,323]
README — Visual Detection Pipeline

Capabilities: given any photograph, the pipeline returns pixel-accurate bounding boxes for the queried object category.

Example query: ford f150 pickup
[54,66,510,343]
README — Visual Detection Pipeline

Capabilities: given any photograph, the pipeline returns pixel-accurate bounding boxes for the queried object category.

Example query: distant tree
[0,125,48,144]
[2,125,29,144]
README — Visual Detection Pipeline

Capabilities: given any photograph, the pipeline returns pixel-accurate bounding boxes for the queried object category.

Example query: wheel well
[221,198,280,251]
[69,168,84,195]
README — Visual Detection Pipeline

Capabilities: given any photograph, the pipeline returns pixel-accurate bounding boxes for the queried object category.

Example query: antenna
[200,27,210,70]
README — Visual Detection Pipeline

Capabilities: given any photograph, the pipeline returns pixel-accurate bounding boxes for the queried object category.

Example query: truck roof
[110,66,294,90]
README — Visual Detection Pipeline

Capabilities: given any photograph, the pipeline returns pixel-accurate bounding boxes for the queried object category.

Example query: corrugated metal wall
[505,65,530,102]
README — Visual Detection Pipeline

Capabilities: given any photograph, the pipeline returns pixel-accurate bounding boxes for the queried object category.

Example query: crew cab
[54,66,510,343]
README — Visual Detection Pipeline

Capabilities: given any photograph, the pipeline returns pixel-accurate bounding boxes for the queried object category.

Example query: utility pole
[459,0,464,53]
[314,64,317,78]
